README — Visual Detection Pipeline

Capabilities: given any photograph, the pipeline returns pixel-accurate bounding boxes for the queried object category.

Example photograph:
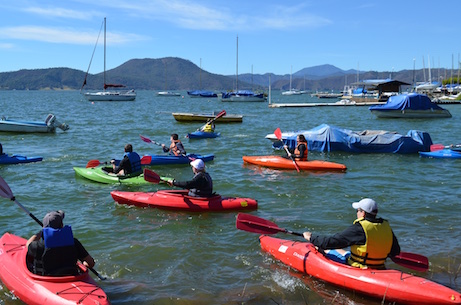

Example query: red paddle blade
[140,134,152,143]
[214,110,226,120]
[430,144,446,151]
[274,128,282,141]
[236,213,284,235]
[140,155,152,165]
[86,160,101,168]
[143,168,161,184]
[0,176,14,200]
[391,251,429,272]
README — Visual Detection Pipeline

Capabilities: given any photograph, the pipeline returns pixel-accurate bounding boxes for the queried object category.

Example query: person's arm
[74,239,95,268]
[177,142,186,155]
[305,223,366,250]
[162,144,170,153]
[388,231,401,257]
[26,230,42,248]
[171,174,202,189]
[113,156,128,174]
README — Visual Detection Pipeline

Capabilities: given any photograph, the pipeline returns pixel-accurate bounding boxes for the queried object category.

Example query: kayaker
[0,143,3,155]
[162,133,186,156]
[199,119,215,133]
[26,210,95,276]
[109,143,142,176]
[285,134,308,161]
[167,159,213,197]
[303,198,400,269]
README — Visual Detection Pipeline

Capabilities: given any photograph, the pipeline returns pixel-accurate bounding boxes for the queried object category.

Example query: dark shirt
[310,216,400,258]
[173,171,213,197]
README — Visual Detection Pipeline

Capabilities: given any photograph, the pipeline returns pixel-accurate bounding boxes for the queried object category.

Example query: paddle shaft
[274,128,300,172]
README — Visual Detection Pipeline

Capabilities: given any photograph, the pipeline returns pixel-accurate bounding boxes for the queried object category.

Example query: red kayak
[110,189,257,211]
[0,233,110,305]
[242,155,347,171]
[259,235,461,305]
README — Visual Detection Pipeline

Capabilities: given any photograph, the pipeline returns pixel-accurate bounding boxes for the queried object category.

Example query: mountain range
[0,57,449,91]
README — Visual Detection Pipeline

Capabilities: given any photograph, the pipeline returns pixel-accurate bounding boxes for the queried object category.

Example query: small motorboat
[0,114,69,133]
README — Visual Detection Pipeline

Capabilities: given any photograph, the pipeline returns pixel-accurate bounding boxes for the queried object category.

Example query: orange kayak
[242,155,346,171]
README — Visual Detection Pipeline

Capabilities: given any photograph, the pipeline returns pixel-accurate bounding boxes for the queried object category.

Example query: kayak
[110,189,257,211]
[419,149,461,159]
[73,166,173,184]
[0,153,43,165]
[259,235,461,305]
[187,131,221,139]
[143,153,214,165]
[242,155,347,171]
[0,232,110,305]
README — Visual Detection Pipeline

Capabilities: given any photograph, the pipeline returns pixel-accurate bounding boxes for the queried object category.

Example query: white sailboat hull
[83,90,136,101]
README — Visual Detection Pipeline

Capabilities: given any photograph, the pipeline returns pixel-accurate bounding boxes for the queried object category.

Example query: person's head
[297,134,306,142]
[43,210,65,229]
[171,134,179,141]
[352,198,378,218]
[124,144,133,153]
[190,159,205,172]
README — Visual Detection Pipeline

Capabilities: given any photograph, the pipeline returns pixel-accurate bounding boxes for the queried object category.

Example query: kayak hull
[73,166,172,184]
[0,154,43,165]
[187,131,220,139]
[111,189,257,211]
[259,235,461,305]
[0,233,110,305]
[242,155,347,171]
[419,149,461,159]
[144,153,214,165]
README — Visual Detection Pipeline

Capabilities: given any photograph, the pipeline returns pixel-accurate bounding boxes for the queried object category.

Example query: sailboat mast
[236,35,238,91]
[199,58,202,90]
[103,17,106,91]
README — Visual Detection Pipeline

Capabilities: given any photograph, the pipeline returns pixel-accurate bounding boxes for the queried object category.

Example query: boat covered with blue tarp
[267,124,432,154]
[187,90,217,98]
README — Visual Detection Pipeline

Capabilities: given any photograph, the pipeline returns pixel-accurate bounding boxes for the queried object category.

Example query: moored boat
[187,90,217,98]
[187,131,220,139]
[143,153,214,165]
[259,235,461,305]
[242,155,346,171]
[0,114,69,133]
[110,189,257,211]
[0,154,43,165]
[172,112,243,123]
[0,232,110,305]
[73,166,173,184]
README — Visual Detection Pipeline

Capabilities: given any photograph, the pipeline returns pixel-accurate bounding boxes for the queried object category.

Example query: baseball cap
[190,159,205,170]
[43,210,65,229]
[352,198,377,215]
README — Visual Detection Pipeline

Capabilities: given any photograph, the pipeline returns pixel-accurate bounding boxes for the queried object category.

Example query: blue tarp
[221,90,264,98]
[187,90,217,97]
[273,124,432,154]
[369,93,446,111]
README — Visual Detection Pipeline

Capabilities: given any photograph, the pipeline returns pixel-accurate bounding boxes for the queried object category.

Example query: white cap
[352,198,378,215]
[190,159,205,170]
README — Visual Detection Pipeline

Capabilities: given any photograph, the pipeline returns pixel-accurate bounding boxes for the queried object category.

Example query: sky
[0,0,460,77]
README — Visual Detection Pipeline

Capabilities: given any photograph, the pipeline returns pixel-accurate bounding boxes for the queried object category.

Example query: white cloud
[23,6,96,20]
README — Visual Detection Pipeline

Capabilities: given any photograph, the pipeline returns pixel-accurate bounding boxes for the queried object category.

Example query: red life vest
[170,140,183,156]
[294,140,308,161]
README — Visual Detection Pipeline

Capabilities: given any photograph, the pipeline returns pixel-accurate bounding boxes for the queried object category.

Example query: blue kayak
[419,149,461,159]
[0,154,43,165]
[143,153,215,165]
[187,131,220,139]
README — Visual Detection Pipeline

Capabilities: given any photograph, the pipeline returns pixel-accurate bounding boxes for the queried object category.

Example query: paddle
[197,110,226,131]
[430,144,461,152]
[274,128,300,172]
[0,176,106,280]
[86,155,152,168]
[143,168,169,184]
[236,213,429,272]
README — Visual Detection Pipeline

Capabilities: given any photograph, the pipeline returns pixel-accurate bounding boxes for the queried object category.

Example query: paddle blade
[236,213,284,235]
[139,134,152,144]
[86,160,101,168]
[274,128,282,141]
[214,110,226,120]
[140,155,152,165]
[391,251,429,272]
[0,176,14,200]
[143,168,161,184]
[430,144,446,151]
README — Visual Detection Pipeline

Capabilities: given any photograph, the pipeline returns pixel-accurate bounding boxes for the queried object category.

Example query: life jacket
[348,218,393,269]
[38,226,78,275]
[202,123,214,133]
[169,140,183,156]
[124,151,142,174]
[188,172,213,197]
[294,140,308,161]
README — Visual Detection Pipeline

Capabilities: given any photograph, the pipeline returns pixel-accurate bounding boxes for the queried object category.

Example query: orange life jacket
[170,140,182,156]
[294,140,308,161]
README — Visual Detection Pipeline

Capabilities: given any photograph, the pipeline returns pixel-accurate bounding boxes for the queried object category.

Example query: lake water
[0,90,460,305]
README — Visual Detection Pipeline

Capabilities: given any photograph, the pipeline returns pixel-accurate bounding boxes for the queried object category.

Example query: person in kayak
[199,119,215,133]
[167,159,213,197]
[303,198,400,269]
[162,133,186,156]
[0,143,3,155]
[285,134,308,161]
[108,143,142,176]
[26,210,95,276]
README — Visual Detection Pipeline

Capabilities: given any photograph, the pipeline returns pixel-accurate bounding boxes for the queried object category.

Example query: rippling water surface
[0,90,460,304]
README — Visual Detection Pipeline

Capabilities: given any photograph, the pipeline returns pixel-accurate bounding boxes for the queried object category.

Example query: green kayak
[73,166,173,185]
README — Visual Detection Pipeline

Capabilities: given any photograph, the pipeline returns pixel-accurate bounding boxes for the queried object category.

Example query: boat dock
[268,100,386,108]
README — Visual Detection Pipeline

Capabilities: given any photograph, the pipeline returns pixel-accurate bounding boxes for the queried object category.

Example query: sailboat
[282,66,301,95]
[415,55,439,92]
[157,60,180,96]
[221,36,266,102]
[81,18,136,101]
[187,58,217,98]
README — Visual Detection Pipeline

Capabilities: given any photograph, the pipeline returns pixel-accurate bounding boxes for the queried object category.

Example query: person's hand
[110,159,115,165]
[303,232,312,242]
[161,144,165,148]
[167,179,174,187]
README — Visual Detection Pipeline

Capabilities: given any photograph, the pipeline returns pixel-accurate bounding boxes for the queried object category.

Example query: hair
[171,134,179,141]
[124,144,133,152]
[298,134,306,142]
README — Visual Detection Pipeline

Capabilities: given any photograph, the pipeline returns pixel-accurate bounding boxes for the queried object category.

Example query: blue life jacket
[43,225,74,248]
[39,225,78,275]
[124,152,141,173]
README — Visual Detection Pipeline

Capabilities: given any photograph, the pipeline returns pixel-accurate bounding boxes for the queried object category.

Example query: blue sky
[0,0,460,76]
